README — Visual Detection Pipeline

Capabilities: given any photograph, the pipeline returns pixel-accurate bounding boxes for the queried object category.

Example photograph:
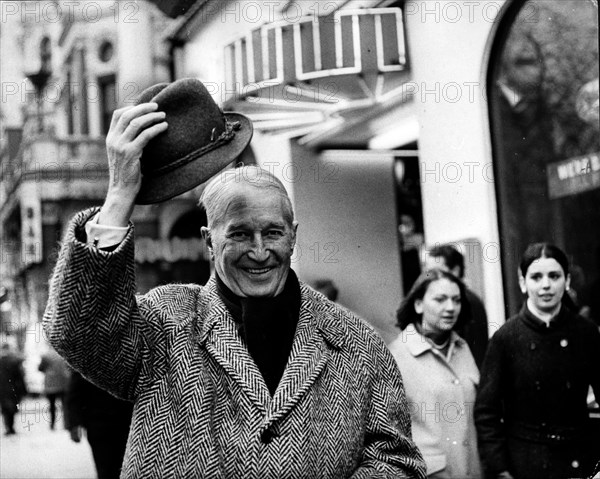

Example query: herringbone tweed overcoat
[44,209,427,479]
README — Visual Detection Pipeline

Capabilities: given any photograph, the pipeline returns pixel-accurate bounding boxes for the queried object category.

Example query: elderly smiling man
[44,79,425,479]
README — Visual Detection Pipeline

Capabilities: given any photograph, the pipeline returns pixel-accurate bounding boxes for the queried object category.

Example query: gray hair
[199,166,295,228]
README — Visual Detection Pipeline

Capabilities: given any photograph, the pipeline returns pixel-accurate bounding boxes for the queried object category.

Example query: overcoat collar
[197,276,347,426]
[520,303,571,332]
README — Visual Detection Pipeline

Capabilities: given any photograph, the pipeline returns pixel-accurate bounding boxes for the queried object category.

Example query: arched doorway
[488,0,600,321]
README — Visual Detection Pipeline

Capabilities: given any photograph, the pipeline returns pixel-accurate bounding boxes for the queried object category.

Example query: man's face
[203,185,297,298]
[423,254,448,273]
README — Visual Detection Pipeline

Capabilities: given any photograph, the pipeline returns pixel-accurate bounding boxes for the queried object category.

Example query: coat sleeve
[43,209,173,401]
[350,336,427,479]
[474,329,510,477]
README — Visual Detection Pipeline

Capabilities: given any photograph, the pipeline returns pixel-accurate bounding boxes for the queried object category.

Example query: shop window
[98,40,114,63]
[40,36,52,74]
[66,70,74,135]
[98,74,117,135]
[489,0,600,320]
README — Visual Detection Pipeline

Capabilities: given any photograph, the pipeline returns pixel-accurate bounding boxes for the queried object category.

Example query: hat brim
[135,112,253,204]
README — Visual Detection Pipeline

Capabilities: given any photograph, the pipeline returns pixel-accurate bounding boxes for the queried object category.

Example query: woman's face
[519,257,570,313]
[415,278,462,335]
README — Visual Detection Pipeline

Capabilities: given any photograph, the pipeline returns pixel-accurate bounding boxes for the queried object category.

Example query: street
[1,397,96,479]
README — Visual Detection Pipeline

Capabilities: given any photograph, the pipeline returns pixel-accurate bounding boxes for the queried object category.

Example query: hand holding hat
[134,78,253,204]
[100,102,168,226]
[97,78,253,227]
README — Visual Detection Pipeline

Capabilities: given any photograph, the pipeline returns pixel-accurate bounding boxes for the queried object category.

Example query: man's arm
[42,209,173,400]
[97,102,167,227]
[351,338,427,479]
[43,103,168,399]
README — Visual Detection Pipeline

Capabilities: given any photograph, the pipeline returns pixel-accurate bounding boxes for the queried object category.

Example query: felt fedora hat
[134,78,253,204]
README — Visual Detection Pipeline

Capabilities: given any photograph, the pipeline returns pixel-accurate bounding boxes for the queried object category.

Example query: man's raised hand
[99,102,168,227]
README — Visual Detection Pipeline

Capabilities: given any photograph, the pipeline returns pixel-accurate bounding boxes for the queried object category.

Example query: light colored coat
[388,324,482,479]
[43,209,426,479]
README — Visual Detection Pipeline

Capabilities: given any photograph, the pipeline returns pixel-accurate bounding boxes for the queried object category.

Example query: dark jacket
[456,288,489,369]
[43,208,426,479]
[0,349,27,412]
[475,304,600,478]
[64,370,133,432]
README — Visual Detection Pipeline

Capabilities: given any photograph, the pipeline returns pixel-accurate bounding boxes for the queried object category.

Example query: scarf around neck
[215,270,301,395]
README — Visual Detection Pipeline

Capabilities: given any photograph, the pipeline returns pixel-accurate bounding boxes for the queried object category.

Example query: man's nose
[247,234,269,261]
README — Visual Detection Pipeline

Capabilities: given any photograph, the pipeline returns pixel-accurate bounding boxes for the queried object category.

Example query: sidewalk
[1,396,96,479]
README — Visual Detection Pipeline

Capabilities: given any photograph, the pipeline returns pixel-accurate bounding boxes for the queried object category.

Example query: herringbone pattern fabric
[43,209,426,479]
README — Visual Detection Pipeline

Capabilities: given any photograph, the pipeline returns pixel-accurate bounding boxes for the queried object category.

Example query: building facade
[0,1,211,356]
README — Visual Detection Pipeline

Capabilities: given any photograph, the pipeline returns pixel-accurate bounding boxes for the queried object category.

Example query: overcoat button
[261,429,277,444]
[572,460,580,469]
[560,339,568,347]
[530,343,536,350]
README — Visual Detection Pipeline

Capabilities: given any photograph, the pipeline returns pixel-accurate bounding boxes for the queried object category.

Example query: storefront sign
[135,237,209,264]
[547,152,600,199]
[20,189,43,266]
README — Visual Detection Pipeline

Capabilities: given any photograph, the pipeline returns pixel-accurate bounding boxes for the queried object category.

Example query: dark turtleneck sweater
[215,271,301,396]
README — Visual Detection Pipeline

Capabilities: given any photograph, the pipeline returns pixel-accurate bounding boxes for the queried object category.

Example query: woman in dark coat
[475,243,600,479]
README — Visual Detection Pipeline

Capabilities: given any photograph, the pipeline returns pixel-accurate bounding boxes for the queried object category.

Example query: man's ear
[201,227,211,248]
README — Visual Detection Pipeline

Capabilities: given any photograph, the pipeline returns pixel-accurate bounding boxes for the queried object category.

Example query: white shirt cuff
[84,213,129,249]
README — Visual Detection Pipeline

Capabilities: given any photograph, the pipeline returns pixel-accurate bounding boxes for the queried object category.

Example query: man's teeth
[247,268,271,274]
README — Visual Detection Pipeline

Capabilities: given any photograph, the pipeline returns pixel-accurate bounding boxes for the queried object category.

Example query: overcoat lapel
[198,289,271,414]
[197,281,346,426]
[264,288,346,428]
[264,307,330,426]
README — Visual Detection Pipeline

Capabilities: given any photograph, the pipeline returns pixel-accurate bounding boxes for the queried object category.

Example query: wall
[405,0,507,332]
[292,145,403,343]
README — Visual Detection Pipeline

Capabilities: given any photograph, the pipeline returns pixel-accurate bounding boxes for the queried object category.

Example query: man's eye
[266,230,284,237]
[230,232,249,239]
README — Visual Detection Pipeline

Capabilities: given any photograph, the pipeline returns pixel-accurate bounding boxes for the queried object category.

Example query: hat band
[143,119,241,178]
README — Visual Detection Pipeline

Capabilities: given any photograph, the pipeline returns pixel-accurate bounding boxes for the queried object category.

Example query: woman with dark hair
[390,268,481,478]
[475,243,600,479]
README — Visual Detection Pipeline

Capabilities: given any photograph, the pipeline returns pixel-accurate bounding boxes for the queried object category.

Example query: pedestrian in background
[38,347,69,430]
[423,244,489,368]
[390,268,482,478]
[65,370,133,479]
[475,243,600,479]
[0,342,27,435]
